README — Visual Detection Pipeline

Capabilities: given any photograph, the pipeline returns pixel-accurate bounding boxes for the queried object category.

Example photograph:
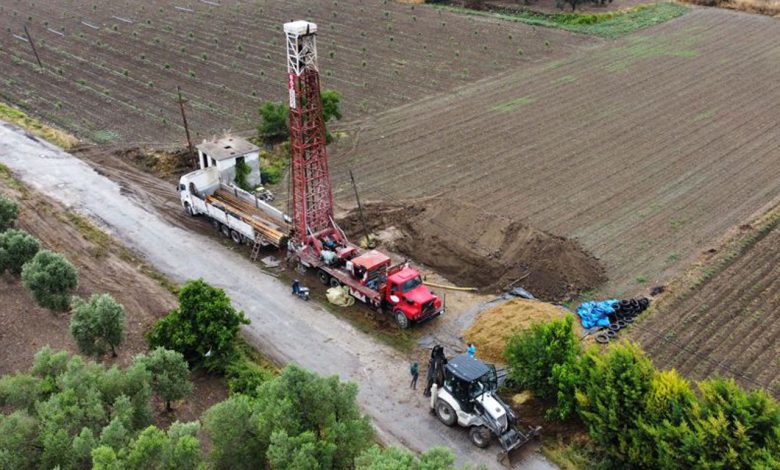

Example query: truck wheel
[318,270,330,285]
[221,225,230,238]
[184,203,194,217]
[469,426,491,448]
[435,400,457,427]
[394,310,410,329]
[329,277,341,288]
[230,230,242,244]
[211,219,221,231]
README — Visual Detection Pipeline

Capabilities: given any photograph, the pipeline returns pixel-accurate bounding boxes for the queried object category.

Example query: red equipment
[282,21,443,328]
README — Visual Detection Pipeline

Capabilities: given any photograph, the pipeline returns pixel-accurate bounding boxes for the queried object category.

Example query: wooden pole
[349,169,374,248]
[23,25,43,69]
[177,86,196,167]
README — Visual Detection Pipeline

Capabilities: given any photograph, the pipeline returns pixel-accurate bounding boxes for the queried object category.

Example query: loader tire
[435,400,457,427]
[395,310,410,330]
[469,426,492,448]
[184,203,195,217]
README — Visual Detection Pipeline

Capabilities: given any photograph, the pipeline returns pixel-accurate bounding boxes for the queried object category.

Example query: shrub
[504,315,581,420]
[257,101,289,141]
[0,228,40,275]
[0,193,19,231]
[575,342,655,466]
[69,294,125,358]
[233,158,252,191]
[147,279,248,371]
[225,357,273,396]
[21,250,78,311]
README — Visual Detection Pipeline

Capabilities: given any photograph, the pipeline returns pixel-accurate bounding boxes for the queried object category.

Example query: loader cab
[443,355,498,411]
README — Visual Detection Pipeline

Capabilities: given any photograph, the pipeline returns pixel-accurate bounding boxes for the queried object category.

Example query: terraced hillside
[330,8,780,296]
[0,0,595,145]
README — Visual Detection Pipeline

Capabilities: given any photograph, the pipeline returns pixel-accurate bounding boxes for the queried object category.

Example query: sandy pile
[340,198,605,300]
[463,298,575,364]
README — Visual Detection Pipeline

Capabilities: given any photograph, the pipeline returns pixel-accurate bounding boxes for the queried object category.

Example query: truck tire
[469,426,491,448]
[184,202,195,216]
[394,310,410,329]
[211,219,221,231]
[329,277,341,288]
[435,399,457,427]
[318,270,330,285]
[221,224,230,238]
[230,230,242,244]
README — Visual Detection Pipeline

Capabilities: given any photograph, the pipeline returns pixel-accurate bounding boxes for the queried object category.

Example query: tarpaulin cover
[326,286,355,307]
[577,299,618,329]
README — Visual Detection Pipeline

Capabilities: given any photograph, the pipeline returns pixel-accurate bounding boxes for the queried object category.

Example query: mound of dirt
[463,299,576,364]
[339,198,605,300]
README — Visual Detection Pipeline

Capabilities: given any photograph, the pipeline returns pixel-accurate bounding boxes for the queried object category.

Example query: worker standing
[292,279,300,295]
[410,362,419,389]
[467,343,476,358]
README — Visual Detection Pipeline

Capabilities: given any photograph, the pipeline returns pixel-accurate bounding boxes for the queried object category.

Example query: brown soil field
[339,198,606,299]
[0,174,226,423]
[0,0,597,146]
[633,208,780,397]
[330,8,780,298]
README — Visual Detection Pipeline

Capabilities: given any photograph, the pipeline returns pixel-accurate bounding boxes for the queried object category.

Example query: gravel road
[0,122,557,470]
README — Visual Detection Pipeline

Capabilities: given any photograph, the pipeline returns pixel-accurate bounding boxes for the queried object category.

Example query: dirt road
[0,122,556,469]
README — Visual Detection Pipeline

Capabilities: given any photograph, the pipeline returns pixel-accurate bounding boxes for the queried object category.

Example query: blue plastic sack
[577,299,618,329]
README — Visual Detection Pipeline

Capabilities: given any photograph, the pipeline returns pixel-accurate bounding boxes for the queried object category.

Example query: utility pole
[349,169,375,248]
[176,86,196,167]
[23,25,43,69]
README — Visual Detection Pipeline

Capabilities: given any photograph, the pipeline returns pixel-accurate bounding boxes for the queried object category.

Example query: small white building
[196,136,261,188]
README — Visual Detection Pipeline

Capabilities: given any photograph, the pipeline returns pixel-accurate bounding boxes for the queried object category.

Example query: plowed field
[634,211,780,396]
[0,0,595,145]
[330,9,780,296]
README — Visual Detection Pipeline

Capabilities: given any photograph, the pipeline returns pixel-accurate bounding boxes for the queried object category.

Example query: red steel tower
[284,21,345,260]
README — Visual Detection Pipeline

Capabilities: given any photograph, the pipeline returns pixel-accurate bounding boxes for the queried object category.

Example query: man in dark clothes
[410,362,419,389]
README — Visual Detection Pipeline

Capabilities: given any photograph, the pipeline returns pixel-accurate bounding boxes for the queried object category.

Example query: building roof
[196,136,258,161]
[446,354,490,382]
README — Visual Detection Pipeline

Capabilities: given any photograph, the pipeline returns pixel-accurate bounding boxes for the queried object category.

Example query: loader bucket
[496,426,541,468]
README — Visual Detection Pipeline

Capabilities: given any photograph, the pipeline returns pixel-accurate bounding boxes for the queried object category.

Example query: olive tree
[70,294,125,358]
[0,229,40,275]
[0,194,18,232]
[21,250,78,311]
[135,348,192,411]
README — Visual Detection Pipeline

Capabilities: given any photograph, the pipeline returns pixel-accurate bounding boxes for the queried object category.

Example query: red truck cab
[385,266,444,329]
[345,250,444,329]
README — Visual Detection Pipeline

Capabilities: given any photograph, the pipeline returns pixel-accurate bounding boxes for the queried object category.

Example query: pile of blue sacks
[577,299,619,329]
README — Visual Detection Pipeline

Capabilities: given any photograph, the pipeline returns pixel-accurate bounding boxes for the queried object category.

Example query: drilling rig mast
[284,21,351,265]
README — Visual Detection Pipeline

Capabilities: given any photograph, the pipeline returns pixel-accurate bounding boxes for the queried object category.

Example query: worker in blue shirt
[467,343,476,358]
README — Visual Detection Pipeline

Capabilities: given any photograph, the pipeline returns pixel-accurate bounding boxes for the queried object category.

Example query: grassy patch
[693,110,715,122]
[542,437,609,470]
[90,129,120,144]
[0,102,79,149]
[552,75,577,85]
[62,211,113,259]
[493,95,536,113]
[435,3,690,38]
[260,148,289,186]
[0,163,24,192]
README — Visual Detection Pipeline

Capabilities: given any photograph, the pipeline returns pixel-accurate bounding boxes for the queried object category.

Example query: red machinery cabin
[348,250,391,284]
[385,266,443,327]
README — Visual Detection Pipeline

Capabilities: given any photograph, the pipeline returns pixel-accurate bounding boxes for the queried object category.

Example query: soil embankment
[341,198,606,300]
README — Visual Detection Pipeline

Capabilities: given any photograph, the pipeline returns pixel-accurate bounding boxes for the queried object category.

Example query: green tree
[0,193,19,232]
[122,422,203,470]
[205,365,373,470]
[0,411,40,470]
[204,394,262,470]
[21,250,78,311]
[257,89,342,144]
[70,294,126,358]
[356,446,461,469]
[0,228,40,275]
[147,279,249,371]
[135,348,192,411]
[576,342,655,466]
[504,315,581,420]
[257,101,289,141]
[234,158,252,191]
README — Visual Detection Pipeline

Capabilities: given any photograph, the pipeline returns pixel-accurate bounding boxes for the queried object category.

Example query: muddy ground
[0,171,226,424]
[340,199,606,300]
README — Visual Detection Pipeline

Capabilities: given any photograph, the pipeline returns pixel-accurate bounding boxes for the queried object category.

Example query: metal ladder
[250,235,264,262]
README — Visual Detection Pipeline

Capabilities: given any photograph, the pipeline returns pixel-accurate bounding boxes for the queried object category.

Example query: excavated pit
[339,198,606,301]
